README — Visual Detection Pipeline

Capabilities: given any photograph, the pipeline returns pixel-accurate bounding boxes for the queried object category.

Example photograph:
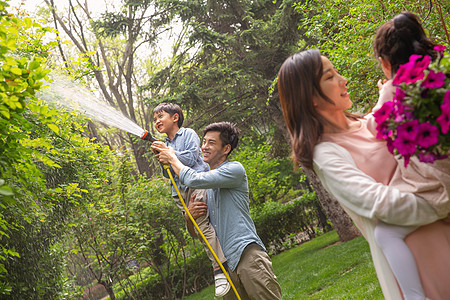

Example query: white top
[313,141,440,299]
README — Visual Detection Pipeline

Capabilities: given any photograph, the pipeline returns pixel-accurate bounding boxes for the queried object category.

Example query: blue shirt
[179,160,266,271]
[162,127,209,196]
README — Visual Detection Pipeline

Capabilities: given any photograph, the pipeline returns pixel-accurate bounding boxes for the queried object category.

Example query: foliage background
[1,0,449,298]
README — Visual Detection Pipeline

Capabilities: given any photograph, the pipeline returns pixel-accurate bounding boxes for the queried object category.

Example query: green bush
[251,192,328,254]
[112,250,212,300]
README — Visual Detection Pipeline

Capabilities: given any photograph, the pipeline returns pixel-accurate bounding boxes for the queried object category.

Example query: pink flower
[374,101,394,124]
[392,134,417,156]
[418,151,440,163]
[444,90,450,106]
[397,120,420,140]
[421,70,446,89]
[437,102,450,134]
[394,87,406,101]
[386,137,395,154]
[393,55,431,85]
[403,155,411,168]
[434,45,446,53]
[416,122,439,148]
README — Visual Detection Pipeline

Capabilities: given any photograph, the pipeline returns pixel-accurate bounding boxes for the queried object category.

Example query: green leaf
[10,67,22,75]
[0,186,13,196]
[47,123,59,134]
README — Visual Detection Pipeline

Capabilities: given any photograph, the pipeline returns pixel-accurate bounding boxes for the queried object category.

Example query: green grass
[184,231,384,299]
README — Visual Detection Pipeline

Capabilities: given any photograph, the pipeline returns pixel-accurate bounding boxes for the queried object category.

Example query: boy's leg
[224,243,282,300]
[187,188,227,268]
[374,222,424,300]
[186,188,230,297]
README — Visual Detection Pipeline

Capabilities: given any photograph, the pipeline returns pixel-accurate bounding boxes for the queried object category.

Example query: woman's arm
[313,142,440,226]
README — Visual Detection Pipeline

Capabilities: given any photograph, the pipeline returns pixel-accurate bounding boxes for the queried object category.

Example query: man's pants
[224,243,282,300]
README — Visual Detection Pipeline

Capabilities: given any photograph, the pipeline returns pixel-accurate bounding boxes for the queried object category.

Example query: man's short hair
[152,103,184,128]
[203,122,240,155]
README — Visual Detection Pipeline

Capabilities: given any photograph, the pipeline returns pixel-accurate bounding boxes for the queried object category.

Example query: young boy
[151,103,230,298]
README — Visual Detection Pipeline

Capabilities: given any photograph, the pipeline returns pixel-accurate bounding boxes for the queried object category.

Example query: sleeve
[179,162,245,190]
[313,142,440,226]
[175,130,201,168]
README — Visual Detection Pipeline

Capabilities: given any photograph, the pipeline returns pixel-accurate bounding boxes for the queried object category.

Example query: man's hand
[151,141,168,150]
[186,198,208,219]
[152,144,176,165]
[184,194,208,236]
[151,143,184,176]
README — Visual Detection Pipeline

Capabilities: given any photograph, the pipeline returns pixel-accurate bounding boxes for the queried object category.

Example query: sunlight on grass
[184,231,383,299]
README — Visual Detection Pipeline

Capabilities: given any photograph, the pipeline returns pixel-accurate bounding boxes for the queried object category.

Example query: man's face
[202,131,229,169]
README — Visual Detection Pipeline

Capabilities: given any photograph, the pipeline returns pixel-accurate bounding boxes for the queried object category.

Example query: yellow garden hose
[163,164,241,299]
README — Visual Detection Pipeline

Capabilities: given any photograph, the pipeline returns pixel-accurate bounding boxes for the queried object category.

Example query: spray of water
[37,74,146,138]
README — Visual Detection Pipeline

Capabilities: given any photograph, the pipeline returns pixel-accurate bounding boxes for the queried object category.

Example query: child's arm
[174,130,202,168]
[373,79,394,113]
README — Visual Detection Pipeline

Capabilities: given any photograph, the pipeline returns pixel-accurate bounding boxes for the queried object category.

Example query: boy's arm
[174,130,202,168]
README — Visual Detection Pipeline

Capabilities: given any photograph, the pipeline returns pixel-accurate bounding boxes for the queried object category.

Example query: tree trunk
[302,168,361,241]
[267,100,361,242]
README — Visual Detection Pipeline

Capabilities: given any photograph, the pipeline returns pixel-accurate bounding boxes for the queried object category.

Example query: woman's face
[314,56,352,112]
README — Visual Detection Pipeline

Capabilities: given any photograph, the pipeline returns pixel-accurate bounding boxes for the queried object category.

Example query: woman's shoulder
[313,142,355,167]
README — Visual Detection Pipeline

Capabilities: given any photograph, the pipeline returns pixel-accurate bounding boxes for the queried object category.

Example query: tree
[43,0,180,178]
[149,0,360,241]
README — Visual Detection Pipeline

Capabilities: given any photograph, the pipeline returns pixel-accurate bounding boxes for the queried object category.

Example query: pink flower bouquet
[374,45,450,167]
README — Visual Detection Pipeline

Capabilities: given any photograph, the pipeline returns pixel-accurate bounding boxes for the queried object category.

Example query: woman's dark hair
[152,103,184,128]
[278,49,355,170]
[278,49,325,170]
[373,12,437,76]
[203,122,240,156]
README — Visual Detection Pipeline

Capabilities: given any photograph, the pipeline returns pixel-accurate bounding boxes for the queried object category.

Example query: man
[151,122,282,300]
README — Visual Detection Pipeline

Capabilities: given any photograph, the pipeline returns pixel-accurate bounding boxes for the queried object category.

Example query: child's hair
[203,122,240,156]
[152,103,184,128]
[277,49,359,170]
[373,11,437,77]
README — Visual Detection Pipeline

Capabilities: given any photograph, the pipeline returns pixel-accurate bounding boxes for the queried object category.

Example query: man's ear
[172,113,179,123]
[224,144,231,155]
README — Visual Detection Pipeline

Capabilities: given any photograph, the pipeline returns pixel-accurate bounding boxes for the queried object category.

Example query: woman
[277,49,450,299]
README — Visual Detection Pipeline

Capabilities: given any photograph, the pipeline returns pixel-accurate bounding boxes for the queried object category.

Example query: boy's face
[153,111,178,134]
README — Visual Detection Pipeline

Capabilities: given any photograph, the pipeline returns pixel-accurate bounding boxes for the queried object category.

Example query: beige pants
[173,188,226,269]
[224,243,282,300]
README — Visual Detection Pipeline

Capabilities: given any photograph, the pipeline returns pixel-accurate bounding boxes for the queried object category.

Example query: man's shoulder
[220,160,246,174]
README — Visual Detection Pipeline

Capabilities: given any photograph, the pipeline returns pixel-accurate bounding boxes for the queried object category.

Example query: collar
[165,127,185,142]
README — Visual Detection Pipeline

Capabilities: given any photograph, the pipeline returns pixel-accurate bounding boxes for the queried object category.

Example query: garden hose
[163,164,241,300]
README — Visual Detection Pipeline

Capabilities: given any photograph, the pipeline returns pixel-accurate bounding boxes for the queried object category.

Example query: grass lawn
[184,231,384,299]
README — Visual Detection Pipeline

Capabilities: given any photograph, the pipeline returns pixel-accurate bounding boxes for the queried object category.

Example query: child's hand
[377,79,388,92]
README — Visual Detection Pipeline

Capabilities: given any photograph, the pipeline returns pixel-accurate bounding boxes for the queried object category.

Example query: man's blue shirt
[179,160,266,271]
